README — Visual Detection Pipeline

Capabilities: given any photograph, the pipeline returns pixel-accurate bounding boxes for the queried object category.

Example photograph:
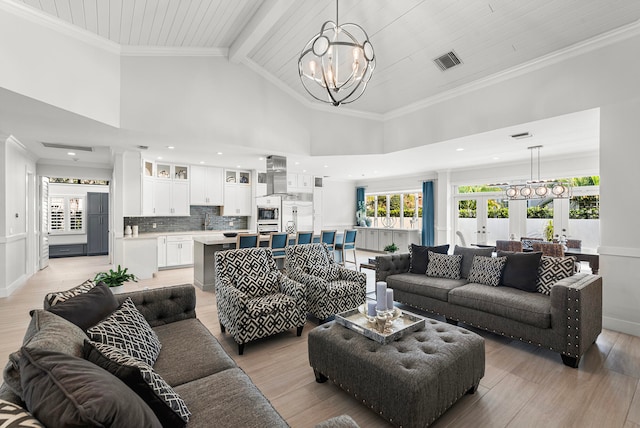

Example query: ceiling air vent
[433,51,462,71]
[510,132,533,139]
[41,142,93,152]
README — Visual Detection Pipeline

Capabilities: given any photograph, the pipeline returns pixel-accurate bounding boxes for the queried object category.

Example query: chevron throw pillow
[87,298,161,366]
[0,399,43,427]
[45,279,96,307]
[536,256,575,295]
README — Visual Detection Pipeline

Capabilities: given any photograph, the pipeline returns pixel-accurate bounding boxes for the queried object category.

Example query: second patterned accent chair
[215,247,307,355]
[285,243,366,322]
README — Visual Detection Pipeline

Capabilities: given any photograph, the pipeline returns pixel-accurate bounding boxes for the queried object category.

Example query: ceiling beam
[228,0,295,64]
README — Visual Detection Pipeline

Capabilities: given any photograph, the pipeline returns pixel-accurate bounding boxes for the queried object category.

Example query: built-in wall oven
[256,196,281,234]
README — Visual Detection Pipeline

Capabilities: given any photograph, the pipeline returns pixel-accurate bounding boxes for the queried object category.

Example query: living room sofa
[0,284,359,427]
[376,246,603,368]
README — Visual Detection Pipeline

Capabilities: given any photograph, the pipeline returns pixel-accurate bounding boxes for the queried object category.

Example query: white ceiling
[3,0,636,179]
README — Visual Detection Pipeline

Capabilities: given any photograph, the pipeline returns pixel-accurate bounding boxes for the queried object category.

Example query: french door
[454,195,509,246]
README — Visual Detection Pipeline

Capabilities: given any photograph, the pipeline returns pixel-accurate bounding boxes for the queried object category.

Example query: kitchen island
[193,234,272,291]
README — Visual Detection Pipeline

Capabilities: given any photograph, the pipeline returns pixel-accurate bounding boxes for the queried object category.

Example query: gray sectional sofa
[0,284,360,427]
[376,248,603,367]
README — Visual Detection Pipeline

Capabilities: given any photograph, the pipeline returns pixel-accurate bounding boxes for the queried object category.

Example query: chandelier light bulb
[535,186,549,196]
[552,184,566,195]
[520,186,532,197]
[309,60,317,77]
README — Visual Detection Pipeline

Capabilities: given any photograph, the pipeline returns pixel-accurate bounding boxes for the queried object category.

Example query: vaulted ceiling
[4,0,640,178]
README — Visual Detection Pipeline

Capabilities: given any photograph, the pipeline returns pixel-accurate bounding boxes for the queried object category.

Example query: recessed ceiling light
[67,152,76,156]
[236,165,241,168]
[199,161,205,164]
[295,161,300,165]
[456,148,464,152]
[303,169,307,173]
[217,152,223,155]
[323,165,328,168]
[493,157,500,160]
[167,146,175,149]
[157,156,163,160]
[258,157,264,161]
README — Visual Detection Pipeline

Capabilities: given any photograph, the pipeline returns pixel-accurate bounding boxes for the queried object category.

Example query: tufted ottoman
[308,318,485,427]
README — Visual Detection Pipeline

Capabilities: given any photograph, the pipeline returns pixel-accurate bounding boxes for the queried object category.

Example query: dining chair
[295,231,314,245]
[236,233,259,249]
[520,236,543,251]
[335,229,358,268]
[319,230,337,251]
[455,231,467,247]
[532,241,565,257]
[495,240,523,252]
[566,239,582,249]
[269,232,289,270]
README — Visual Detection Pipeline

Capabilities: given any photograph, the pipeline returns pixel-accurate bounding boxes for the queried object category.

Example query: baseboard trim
[0,273,27,298]
[603,316,640,337]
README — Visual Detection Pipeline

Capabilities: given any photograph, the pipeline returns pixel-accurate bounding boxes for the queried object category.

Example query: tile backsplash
[125,206,248,234]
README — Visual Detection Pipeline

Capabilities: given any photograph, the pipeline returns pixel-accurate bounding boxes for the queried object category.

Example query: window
[365,191,422,229]
[49,196,85,234]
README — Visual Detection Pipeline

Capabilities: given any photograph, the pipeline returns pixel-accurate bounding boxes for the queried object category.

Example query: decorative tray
[334,305,425,344]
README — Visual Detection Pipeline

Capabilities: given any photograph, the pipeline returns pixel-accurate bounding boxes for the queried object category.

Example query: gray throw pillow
[47,282,119,330]
[44,279,96,307]
[3,310,88,400]
[468,255,507,286]
[453,245,495,279]
[19,348,161,428]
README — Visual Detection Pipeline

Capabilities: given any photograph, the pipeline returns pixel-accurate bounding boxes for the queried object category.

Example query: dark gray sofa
[376,253,603,367]
[1,284,290,427]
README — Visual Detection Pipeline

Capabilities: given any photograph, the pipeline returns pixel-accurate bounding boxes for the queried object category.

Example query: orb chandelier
[298,0,376,106]
[501,145,571,200]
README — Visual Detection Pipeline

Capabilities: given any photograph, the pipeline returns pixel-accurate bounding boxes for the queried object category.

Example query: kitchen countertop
[123,230,253,240]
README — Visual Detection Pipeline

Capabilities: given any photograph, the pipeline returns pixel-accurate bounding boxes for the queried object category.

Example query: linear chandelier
[500,145,571,200]
[298,0,375,106]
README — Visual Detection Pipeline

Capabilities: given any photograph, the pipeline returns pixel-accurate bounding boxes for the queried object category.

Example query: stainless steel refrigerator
[281,200,313,234]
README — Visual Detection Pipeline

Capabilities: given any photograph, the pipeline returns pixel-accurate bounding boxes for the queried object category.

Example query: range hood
[266,155,288,195]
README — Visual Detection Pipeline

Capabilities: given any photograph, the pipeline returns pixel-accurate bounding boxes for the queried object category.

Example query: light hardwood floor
[1,255,639,428]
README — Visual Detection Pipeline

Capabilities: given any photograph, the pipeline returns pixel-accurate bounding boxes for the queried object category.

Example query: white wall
[0,135,37,297]
[0,2,120,127]
[321,179,357,231]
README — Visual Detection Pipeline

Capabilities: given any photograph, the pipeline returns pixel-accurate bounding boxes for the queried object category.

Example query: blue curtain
[422,181,435,246]
[356,187,365,225]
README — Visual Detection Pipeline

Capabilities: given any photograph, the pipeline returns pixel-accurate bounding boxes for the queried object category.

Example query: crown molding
[121,46,228,57]
[0,0,121,55]
[241,58,384,122]
[384,19,640,121]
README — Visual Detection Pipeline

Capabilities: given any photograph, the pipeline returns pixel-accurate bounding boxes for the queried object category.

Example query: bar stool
[236,233,259,248]
[269,232,288,270]
[295,231,313,245]
[335,229,358,268]
[320,230,337,251]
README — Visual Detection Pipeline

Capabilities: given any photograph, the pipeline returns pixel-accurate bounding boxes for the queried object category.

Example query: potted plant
[384,243,399,254]
[94,265,137,288]
[544,220,554,242]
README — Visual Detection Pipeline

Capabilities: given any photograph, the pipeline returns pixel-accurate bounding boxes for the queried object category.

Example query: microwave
[257,206,279,221]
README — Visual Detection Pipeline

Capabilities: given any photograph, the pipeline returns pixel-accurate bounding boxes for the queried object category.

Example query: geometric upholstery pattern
[215,248,306,354]
[44,279,96,307]
[536,256,576,295]
[87,298,162,366]
[467,255,507,287]
[425,252,462,279]
[285,243,366,321]
[0,399,43,427]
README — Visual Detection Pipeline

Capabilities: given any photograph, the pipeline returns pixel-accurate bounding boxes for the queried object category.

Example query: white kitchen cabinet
[286,173,312,193]
[256,172,267,197]
[223,184,251,216]
[157,236,167,268]
[355,228,366,249]
[142,160,190,216]
[378,229,394,252]
[190,165,224,205]
[392,229,420,253]
[365,229,378,251]
[165,235,193,267]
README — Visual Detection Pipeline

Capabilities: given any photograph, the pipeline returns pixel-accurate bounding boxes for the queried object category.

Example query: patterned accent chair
[495,240,523,252]
[215,248,307,355]
[285,243,366,322]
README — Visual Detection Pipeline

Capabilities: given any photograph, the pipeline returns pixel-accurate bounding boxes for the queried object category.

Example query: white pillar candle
[367,301,377,317]
[386,289,394,311]
[376,282,387,311]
